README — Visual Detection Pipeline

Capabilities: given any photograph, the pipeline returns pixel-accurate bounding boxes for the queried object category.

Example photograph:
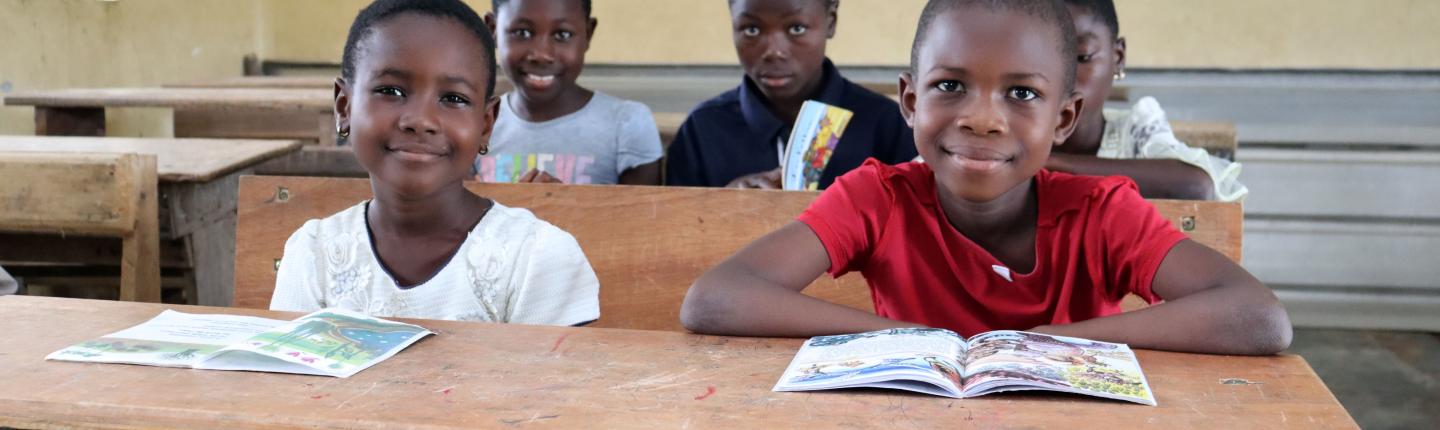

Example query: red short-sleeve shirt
[798,159,1188,337]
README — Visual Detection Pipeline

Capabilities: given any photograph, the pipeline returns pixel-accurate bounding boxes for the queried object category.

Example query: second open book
[774,328,1156,405]
[47,308,431,378]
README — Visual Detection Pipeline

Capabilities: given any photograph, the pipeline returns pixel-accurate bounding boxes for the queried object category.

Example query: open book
[781,100,853,190]
[47,308,431,378]
[774,328,1155,405]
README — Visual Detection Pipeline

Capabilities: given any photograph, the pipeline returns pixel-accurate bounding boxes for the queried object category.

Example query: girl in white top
[271,0,599,326]
[1047,0,1246,202]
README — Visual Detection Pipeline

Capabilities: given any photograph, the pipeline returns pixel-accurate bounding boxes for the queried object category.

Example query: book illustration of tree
[260,313,424,365]
[1065,365,1146,398]
[166,348,201,361]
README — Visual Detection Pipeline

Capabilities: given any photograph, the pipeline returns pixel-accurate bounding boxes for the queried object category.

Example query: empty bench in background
[234,177,1242,331]
[0,136,302,305]
[0,152,159,302]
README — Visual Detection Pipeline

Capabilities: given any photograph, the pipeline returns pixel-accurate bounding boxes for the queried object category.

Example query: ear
[333,77,351,142]
[897,71,917,129]
[478,94,503,154]
[483,11,497,36]
[826,0,839,39]
[1053,91,1084,147]
[584,17,598,51]
[1114,36,1127,75]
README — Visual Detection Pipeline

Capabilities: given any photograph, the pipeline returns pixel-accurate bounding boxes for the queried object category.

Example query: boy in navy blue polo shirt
[665,0,916,189]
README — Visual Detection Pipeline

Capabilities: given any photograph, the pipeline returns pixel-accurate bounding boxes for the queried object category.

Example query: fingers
[534,170,562,184]
[518,168,539,183]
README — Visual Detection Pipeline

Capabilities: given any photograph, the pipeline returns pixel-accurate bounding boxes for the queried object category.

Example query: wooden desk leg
[163,171,245,306]
[35,107,105,136]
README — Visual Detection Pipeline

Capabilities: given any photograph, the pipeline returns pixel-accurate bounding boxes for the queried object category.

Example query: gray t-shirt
[475,91,663,185]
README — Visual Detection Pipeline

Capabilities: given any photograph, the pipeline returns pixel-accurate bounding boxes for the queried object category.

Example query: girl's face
[1067,4,1125,124]
[336,14,500,199]
[898,8,1080,204]
[492,0,595,104]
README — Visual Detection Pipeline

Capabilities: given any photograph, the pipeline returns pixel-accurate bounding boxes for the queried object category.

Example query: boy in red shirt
[680,0,1291,355]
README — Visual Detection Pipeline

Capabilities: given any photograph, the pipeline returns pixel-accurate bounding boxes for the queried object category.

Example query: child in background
[681,0,1290,355]
[666,0,917,189]
[1046,0,1247,201]
[272,0,599,326]
[476,0,664,185]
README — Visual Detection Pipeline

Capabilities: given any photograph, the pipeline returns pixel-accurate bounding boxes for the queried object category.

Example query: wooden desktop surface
[0,136,302,182]
[0,296,1355,429]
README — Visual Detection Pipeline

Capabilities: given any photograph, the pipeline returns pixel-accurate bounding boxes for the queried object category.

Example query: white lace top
[1100,97,1249,202]
[270,201,600,326]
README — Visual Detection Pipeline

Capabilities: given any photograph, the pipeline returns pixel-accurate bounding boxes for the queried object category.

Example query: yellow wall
[262,0,1440,69]
[0,0,262,136]
[3,0,1437,136]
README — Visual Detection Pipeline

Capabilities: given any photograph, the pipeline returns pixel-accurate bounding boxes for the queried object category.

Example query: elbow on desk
[679,280,727,334]
[1232,294,1295,355]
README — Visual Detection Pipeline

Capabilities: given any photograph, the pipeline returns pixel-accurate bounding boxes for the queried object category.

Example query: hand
[517,168,563,184]
[726,168,782,189]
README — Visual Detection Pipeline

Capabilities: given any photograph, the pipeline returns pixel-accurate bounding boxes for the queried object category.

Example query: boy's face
[899,8,1081,203]
[1068,5,1125,124]
[729,0,835,107]
[336,14,500,198]
[493,0,595,103]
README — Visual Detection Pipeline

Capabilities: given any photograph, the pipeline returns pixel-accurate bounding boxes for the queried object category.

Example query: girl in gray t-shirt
[476,0,662,185]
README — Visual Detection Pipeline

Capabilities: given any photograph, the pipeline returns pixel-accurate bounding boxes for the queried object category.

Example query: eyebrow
[441,75,478,92]
[926,66,1052,83]
[1004,72,1051,83]
[737,6,810,22]
[373,68,412,80]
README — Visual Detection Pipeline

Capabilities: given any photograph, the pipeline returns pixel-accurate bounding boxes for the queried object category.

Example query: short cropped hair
[909,0,1079,92]
[1061,0,1119,37]
[341,0,498,98]
[493,0,592,17]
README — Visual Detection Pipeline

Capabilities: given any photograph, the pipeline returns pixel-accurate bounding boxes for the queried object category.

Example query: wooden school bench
[0,295,1356,429]
[233,177,1242,331]
[0,136,302,306]
[0,152,160,302]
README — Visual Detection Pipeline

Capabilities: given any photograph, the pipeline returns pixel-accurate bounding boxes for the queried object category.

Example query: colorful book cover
[782,100,854,191]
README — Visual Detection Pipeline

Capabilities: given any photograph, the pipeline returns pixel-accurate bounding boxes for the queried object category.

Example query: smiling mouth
[387,146,448,162]
[941,147,1010,172]
[523,73,556,90]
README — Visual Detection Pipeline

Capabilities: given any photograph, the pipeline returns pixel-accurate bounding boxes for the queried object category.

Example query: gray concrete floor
[1289,328,1440,429]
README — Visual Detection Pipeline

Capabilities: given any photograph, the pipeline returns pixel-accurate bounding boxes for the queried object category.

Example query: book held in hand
[773,328,1156,405]
[781,100,854,190]
[47,308,431,378]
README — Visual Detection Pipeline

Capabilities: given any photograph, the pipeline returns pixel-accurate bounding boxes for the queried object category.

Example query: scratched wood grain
[0,296,1355,429]
[235,177,1243,330]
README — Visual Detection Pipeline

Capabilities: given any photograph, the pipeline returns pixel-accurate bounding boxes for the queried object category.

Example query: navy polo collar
[738,58,848,139]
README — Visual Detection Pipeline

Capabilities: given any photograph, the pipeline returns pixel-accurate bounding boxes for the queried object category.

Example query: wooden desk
[0,137,302,306]
[165,76,516,95]
[3,88,336,145]
[0,296,1355,429]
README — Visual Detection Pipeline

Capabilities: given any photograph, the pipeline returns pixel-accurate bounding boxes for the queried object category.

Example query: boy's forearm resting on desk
[1031,240,1292,355]
[1046,153,1215,200]
[680,222,922,337]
